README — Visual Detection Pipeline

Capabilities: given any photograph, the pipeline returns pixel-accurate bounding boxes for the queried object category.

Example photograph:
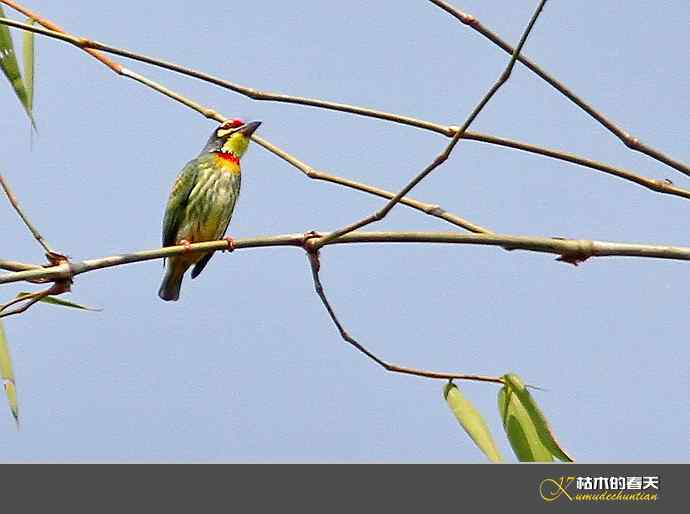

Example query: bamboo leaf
[17,292,101,311]
[444,381,503,462]
[0,319,19,427]
[0,7,34,125]
[503,374,573,462]
[22,18,34,112]
[498,377,552,462]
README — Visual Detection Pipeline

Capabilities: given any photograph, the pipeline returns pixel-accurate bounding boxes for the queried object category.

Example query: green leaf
[0,319,19,427]
[498,385,551,461]
[16,292,101,311]
[498,373,573,462]
[444,381,503,462]
[0,7,34,125]
[22,18,34,112]
[503,374,573,462]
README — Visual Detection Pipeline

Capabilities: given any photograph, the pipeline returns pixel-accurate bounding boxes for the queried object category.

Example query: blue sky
[1,0,688,462]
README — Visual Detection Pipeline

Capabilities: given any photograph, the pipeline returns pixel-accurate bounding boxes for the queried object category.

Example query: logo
[539,475,659,502]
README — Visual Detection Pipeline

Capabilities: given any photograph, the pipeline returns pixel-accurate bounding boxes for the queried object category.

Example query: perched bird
[158,119,262,301]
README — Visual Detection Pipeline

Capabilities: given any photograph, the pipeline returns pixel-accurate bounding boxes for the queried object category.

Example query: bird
[158,119,262,301]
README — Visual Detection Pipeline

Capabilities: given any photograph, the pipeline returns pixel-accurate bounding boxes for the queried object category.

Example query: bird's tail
[158,262,186,302]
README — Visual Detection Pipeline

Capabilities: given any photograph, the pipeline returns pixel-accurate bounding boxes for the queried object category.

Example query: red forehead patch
[222,118,244,129]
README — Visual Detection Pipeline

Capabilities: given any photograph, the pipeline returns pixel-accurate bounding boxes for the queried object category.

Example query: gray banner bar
[0,464,682,512]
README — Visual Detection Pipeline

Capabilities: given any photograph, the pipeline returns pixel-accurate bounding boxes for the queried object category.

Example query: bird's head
[202,119,262,159]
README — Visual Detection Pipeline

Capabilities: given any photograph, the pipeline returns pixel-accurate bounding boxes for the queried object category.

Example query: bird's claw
[179,239,193,252]
[223,236,236,252]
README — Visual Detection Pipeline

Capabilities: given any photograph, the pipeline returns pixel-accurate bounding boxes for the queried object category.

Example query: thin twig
[247,134,493,233]
[315,0,548,248]
[308,169,492,234]
[253,138,492,233]
[0,13,452,135]
[0,12,490,235]
[3,231,690,286]
[0,278,70,318]
[464,132,690,200]
[0,173,56,255]
[0,289,48,318]
[428,0,690,177]
[0,259,51,284]
[0,259,40,272]
[1,16,687,202]
[304,246,504,384]
[0,0,119,72]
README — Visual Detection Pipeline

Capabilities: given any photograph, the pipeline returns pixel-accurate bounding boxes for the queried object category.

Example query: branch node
[461,13,478,27]
[75,36,91,48]
[648,178,674,192]
[305,168,320,179]
[302,231,323,270]
[44,252,75,290]
[425,204,446,216]
[623,134,641,150]
[46,250,69,267]
[555,239,595,266]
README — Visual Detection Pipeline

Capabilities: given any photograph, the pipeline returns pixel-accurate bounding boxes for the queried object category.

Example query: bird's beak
[240,121,262,137]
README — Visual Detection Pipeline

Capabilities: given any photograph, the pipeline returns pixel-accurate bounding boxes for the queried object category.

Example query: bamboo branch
[0,279,70,318]
[428,0,690,177]
[315,0,548,248]
[0,0,120,72]
[3,231,690,286]
[0,259,40,272]
[0,173,58,256]
[308,169,492,234]
[253,139,492,234]
[304,248,504,384]
[463,132,690,200]
[0,5,293,165]
[0,13,491,235]
[3,16,453,135]
[0,288,47,318]
[0,16,686,202]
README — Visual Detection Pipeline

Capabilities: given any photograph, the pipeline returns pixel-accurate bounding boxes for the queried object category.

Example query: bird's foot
[223,236,236,252]
[179,239,193,252]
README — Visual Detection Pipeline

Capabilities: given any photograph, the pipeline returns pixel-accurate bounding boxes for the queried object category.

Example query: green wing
[189,214,230,278]
[162,159,199,247]
[191,171,241,279]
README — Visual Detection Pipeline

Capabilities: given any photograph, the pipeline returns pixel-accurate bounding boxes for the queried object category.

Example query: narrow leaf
[444,381,503,462]
[0,320,19,426]
[498,378,553,462]
[503,374,573,462]
[17,292,101,311]
[0,7,34,124]
[22,18,34,112]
